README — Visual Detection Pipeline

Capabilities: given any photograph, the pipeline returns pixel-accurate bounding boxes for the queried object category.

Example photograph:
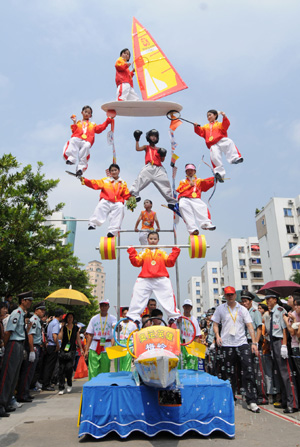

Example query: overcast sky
[2,0,300,314]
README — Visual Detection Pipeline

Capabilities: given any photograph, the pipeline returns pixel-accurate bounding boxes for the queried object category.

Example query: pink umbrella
[257,280,300,297]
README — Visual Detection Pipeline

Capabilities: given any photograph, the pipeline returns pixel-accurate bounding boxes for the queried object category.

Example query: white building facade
[255,196,300,282]
[200,261,224,310]
[187,276,202,318]
[85,260,106,303]
[221,237,264,293]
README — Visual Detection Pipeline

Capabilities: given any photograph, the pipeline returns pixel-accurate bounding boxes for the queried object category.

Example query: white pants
[130,164,176,205]
[63,137,91,172]
[89,199,124,235]
[117,83,139,101]
[179,197,213,233]
[138,231,152,245]
[210,137,241,177]
[127,277,180,322]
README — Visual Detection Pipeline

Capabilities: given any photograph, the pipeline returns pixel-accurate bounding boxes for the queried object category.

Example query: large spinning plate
[101,100,182,117]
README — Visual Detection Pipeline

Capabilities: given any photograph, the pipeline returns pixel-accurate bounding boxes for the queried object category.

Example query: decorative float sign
[133,326,181,358]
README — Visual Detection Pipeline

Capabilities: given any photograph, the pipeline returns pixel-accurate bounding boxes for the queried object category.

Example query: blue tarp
[78,370,235,438]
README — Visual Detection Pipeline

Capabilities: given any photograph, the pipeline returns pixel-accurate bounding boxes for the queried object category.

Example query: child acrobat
[177,164,217,234]
[126,231,181,323]
[63,105,112,177]
[115,48,139,101]
[130,129,177,210]
[81,163,132,237]
[194,110,243,182]
[134,199,160,245]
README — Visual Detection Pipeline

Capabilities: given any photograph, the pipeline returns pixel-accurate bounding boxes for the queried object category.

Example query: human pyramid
[62,47,243,326]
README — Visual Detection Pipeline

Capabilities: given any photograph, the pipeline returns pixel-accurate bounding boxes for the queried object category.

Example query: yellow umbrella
[45,288,91,306]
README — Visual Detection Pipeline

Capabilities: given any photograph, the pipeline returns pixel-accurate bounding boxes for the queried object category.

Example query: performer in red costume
[134,199,160,245]
[130,129,177,210]
[177,164,216,234]
[81,163,131,236]
[127,231,181,323]
[63,105,112,177]
[115,48,139,101]
[194,110,243,182]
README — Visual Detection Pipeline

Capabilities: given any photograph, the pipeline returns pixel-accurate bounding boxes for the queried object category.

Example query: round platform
[101,100,182,117]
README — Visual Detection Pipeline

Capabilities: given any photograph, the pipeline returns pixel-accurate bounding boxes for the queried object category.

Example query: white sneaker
[36,381,43,390]
[247,403,260,413]
[202,224,216,231]
[11,400,23,408]
[66,386,72,393]
[58,390,64,395]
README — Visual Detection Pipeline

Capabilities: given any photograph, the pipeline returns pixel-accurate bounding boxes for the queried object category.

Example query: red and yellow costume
[176,176,215,233]
[194,116,242,178]
[127,247,181,322]
[63,118,111,173]
[115,57,139,101]
[194,117,230,149]
[82,176,131,235]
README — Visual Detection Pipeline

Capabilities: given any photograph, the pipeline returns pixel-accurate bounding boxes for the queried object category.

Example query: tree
[290,270,300,285]
[0,154,98,323]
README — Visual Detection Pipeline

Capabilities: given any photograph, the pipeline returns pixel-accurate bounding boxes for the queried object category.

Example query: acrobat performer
[134,199,160,245]
[115,48,139,101]
[127,231,181,323]
[130,129,177,210]
[81,163,132,236]
[177,164,216,233]
[194,110,243,182]
[63,105,112,177]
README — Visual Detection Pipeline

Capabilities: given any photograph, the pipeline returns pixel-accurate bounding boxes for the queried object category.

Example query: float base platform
[78,370,235,439]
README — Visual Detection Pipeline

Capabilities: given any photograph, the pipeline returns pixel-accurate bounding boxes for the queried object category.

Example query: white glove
[281,345,288,359]
[29,351,36,362]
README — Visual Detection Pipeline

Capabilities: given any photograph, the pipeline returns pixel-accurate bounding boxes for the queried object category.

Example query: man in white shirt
[212,286,260,413]
[84,300,117,379]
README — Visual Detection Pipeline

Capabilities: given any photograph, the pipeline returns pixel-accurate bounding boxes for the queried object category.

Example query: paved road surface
[0,378,299,447]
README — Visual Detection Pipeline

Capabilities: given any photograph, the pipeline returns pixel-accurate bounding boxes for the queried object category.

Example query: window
[213,288,218,294]
[196,290,200,295]
[238,246,245,253]
[252,272,263,278]
[239,259,246,266]
[297,207,300,216]
[289,242,297,249]
[196,281,200,286]
[292,260,300,270]
[283,208,293,217]
[251,258,261,264]
[196,299,200,304]
[242,285,248,291]
[286,225,295,234]
[212,268,217,274]
[197,307,201,313]
[212,278,218,284]
[241,272,247,279]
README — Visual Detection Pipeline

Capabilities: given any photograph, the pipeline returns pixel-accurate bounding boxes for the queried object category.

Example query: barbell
[99,234,207,260]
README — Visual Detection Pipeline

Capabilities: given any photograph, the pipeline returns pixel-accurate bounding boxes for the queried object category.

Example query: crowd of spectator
[1,288,299,418]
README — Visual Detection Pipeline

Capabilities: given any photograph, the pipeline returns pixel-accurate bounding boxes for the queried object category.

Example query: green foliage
[290,270,300,285]
[0,154,98,324]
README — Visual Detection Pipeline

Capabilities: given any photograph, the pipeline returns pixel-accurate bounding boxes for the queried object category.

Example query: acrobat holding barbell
[99,231,208,323]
